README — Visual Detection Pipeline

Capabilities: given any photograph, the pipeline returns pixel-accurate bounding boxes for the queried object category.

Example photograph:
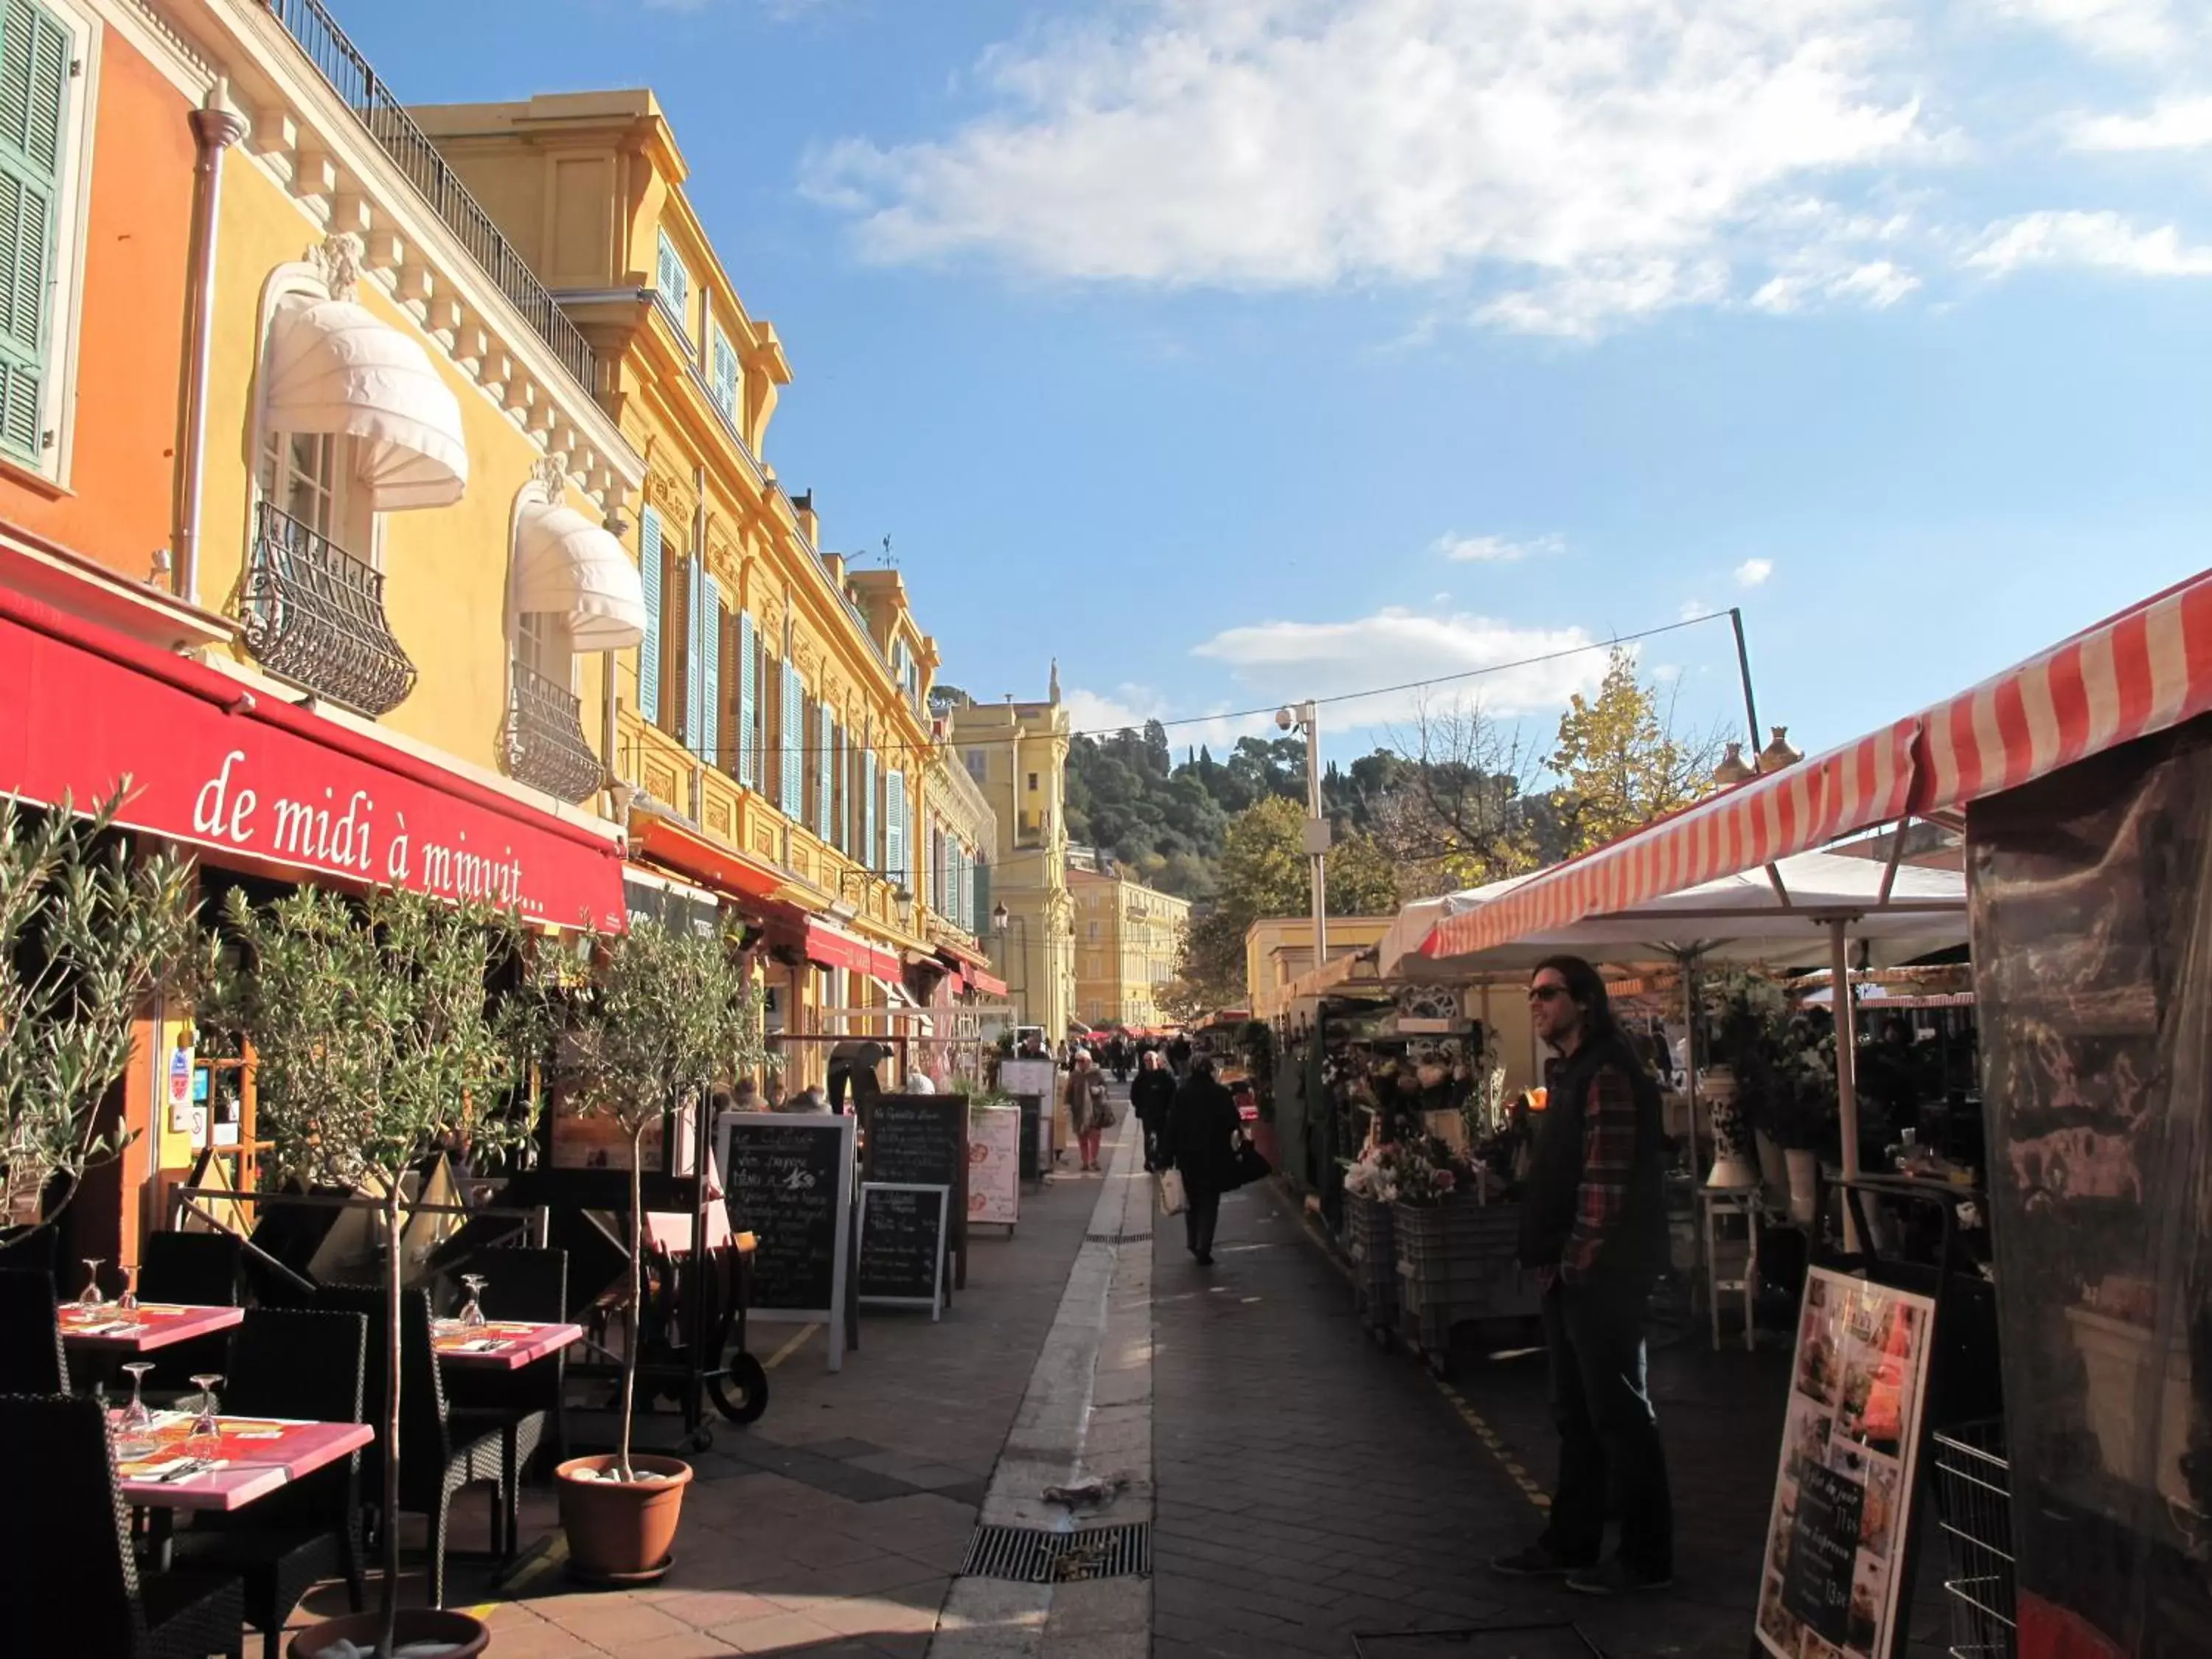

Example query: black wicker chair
[173,1309,367,1659]
[0,1391,246,1658]
[445,1247,568,1557]
[0,1267,70,1393]
[138,1231,243,1394]
[319,1287,508,1607]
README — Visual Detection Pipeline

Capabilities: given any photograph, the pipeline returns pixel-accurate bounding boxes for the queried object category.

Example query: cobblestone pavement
[288,1115,1113,1658]
[1151,1179,1796,1659]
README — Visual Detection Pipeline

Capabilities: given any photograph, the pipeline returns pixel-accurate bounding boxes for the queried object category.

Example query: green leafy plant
[1700,967,1834,1150]
[209,885,539,1659]
[526,919,763,1482]
[0,789,211,1237]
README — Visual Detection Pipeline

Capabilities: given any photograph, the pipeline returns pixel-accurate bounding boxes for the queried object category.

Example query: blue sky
[354,0,2210,767]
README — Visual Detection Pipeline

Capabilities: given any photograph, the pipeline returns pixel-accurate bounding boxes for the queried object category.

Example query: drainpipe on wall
[173,94,248,607]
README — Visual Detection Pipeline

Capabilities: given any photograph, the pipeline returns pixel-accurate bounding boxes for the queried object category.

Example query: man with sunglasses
[1491,955,1674,1596]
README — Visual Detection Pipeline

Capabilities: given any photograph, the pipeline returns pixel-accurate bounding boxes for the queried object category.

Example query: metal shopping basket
[1930,1418,2017,1659]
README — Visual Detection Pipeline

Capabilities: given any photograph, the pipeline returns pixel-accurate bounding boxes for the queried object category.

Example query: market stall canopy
[1430,568,2212,961]
[512,498,648,650]
[263,296,468,510]
[1377,875,1535,981]
[1416,849,1966,975]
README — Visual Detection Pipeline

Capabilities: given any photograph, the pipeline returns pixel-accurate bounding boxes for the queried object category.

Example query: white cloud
[1190,608,1607,724]
[1432,531,1565,564]
[1986,0,2201,60]
[1753,257,1919,313]
[1061,684,1267,747]
[1967,210,2212,277]
[1735,557,1776,587]
[806,0,1927,335]
[1679,599,1711,622]
[2068,96,2212,151]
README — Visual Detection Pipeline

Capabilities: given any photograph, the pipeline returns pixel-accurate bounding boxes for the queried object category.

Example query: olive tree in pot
[1,789,209,1252]
[210,886,538,1659]
[530,917,761,1582]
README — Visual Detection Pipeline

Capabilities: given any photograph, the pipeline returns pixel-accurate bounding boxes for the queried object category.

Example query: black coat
[1165,1077,1242,1194]
[1130,1068,1177,1124]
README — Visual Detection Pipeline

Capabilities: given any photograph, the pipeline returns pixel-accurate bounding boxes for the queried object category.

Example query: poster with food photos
[1756,1267,1935,1659]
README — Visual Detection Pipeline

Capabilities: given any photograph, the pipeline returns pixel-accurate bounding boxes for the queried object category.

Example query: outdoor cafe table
[432,1319,582,1371]
[58,1301,244,1352]
[114,1413,372,1566]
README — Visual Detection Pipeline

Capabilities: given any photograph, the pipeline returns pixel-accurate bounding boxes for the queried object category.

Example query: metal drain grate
[959,1522,1152,1582]
[1085,1228,1150,1244]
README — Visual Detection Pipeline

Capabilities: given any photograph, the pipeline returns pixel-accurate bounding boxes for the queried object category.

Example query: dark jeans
[1183,1187,1221,1257]
[1540,1275,1672,1576]
[1139,1118,1164,1169]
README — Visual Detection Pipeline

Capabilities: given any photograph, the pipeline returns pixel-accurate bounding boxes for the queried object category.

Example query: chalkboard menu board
[861,1095,968,1289]
[717,1113,855,1371]
[855,1182,947,1317]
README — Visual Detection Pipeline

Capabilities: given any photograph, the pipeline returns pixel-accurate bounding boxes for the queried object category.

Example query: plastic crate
[1344,1193,1399,1334]
[1392,1197,1522,1273]
[1930,1419,2016,1659]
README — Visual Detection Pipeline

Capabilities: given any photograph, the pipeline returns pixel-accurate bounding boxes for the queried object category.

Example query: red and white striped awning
[1427,717,1919,959]
[1422,566,2212,961]
[1910,571,2212,814]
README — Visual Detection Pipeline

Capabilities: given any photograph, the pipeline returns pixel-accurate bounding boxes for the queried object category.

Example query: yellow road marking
[1266,1177,1549,1513]
[764,1323,817,1370]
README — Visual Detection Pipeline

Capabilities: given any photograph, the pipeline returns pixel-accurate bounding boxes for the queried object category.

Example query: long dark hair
[1531,954,1621,1049]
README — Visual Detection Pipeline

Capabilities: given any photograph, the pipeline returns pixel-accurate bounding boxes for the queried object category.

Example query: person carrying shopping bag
[1163,1057,1242,1265]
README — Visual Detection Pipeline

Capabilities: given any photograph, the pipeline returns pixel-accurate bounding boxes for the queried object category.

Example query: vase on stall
[1702,1068,1760,1190]
[1784,1148,1820,1225]
[1754,1129,1789,1192]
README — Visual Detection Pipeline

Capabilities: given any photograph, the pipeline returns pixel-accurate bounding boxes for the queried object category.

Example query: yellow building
[950,684,1074,1040]
[185,0,644,814]
[1244,915,1397,1020]
[409,90,964,1084]
[1070,858,1192,1029]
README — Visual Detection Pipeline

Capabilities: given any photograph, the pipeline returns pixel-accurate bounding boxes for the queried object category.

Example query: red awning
[1910,569,2212,815]
[967,969,1009,998]
[1430,717,1919,959]
[803,919,902,980]
[1427,569,2212,961]
[0,587,627,931]
[630,811,788,906]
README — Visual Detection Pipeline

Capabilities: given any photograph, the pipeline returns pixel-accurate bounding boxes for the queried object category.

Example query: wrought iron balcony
[238,500,417,714]
[262,0,599,397]
[504,660,605,804]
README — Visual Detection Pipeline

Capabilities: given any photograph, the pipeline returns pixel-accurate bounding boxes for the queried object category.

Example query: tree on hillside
[1172,796,1401,1013]
[1549,647,1725,856]
[1374,695,1556,893]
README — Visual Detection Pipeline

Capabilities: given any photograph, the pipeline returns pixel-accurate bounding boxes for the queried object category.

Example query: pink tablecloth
[115,1416,372,1513]
[58,1301,244,1353]
[432,1319,583,1371]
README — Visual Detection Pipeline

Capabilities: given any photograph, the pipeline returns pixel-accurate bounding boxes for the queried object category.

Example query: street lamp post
[1276,700,1329,978]
[991,901,1029,1023]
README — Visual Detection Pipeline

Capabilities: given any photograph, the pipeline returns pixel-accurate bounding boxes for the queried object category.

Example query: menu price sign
[855,1182,949,1318]
[1756,1267,1935,1659]
[968,1106,1021,1230]
[717,1113,855,1372]
[861,1094,969,1289]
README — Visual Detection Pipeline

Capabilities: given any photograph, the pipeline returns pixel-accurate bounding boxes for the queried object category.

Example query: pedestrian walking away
[1066,1050,1114,1172]
[1491,954,1675,1597]
[1164,1056,1242,1265]
[1167,1032,1192,1079]
[1130,1047,1177,1171]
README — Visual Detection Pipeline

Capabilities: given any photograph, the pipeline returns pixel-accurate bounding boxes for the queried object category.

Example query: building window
[964,748,987,782]
[0,0,86,474]
[655,227,692,341]
[1027,773,1039,792]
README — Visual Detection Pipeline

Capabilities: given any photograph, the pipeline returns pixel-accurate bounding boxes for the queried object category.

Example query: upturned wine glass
[185,1374,223,1459]
[77,1258,105,1310]
[117,1263,139,1314]
[459,1273,489,1329]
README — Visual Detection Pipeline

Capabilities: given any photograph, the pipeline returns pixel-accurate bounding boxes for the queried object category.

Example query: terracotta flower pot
[556,1453,694,1583]
[288,1607,490,1658]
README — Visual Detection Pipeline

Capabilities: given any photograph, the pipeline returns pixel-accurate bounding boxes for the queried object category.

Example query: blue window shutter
[863,751,877,870]
[961,849,974,933]
[682,557,704,754]
[0,0,64,462]
[711,326,740,420]
[736,612,757,786]
[886,768,905,883]
[975,860,991,936]
[781,664,803,818]
[638,507,663,724]
[655,228,690,335]
[700,576,723,768]
[816,706,834,839]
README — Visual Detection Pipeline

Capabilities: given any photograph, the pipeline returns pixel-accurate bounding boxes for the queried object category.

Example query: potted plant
[1,788,209,1251]
[529,918,762,1583]
[211,886,538,1659]
[1699,967,1787,1190]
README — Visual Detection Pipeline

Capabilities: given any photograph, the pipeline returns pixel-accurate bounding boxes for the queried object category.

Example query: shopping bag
[1156,1167,1188,1216]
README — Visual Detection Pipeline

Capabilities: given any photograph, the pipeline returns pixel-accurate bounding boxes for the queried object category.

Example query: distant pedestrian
[1164,1057,1241,1266]
[1066,1051,1113,1172]
[1491,955,1673,1597]
[1167,1033,1192,1079]
[1107,1034,1130,1082]
[785,1085,829,1113]
[1130,1048,1176,1171]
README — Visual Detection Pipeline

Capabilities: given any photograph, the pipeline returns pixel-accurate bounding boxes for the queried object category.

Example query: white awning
[263,295,468,510]
[513,498,648,650]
